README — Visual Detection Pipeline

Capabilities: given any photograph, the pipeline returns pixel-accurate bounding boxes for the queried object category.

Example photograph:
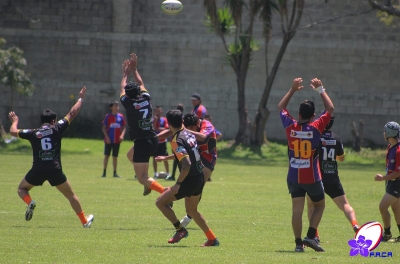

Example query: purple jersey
[386,143,400,176]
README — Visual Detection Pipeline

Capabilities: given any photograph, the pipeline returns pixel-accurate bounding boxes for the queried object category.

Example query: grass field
[0,138,399,263]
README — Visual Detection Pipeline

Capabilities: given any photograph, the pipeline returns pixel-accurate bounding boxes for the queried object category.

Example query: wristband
[176,181,182,185]
[78,98,83,102]
[313,85,325,94]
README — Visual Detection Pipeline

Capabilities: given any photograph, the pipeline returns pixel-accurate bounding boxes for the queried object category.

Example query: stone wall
[0,0,399,145]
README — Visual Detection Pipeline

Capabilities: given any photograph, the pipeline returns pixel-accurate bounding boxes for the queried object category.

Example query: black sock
[173,221,183,231]
[307,227,317,239]
[397,224,400,234]
[385,227,391,235]
[295,238,303,246]
[103,169,106,175]
[114,170,116,175]
[187,215,192,219]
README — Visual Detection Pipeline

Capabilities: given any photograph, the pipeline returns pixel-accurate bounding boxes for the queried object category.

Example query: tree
[368,0,400,16]
[0,38,34,109]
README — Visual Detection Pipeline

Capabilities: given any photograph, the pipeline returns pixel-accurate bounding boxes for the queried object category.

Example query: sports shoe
[382,233,392,242]
[202,238,220,247]
[25,200,36,221]
[353,225,360,233]
[394,236,400,242]
[143,186,152,196]
[295,244,305,252]
[113,173,122,178]
[154,173,159,179]
[180,215,192,228]
[83,214,94,228]
[168,228,188,244]
[165,175,175,181]
[315,236,320,243]
[303,236,325,252]
[101,174,106,178]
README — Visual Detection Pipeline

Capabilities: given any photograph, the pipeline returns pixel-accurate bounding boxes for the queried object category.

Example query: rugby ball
[161,0,183,15]
[355,221,383,251]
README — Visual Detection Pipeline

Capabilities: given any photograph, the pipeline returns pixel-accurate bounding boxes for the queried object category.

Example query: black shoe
[165,175,175,181]
[353,225,360,233]
[303,236,324,252]
[382,233,392,242]
[113,173,122,178]
[143,186,152,196]
[101,174,106,178]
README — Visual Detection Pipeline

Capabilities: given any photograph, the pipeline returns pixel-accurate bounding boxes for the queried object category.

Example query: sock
[77,211,87,224]
[103,169,106,176]
[315,229,319,238]
[397,224,400,234]
[205,229,217,240]
[154,172,159,177]
[307,227,317,239]
[114,170,116,175]
[186,215,192,219]
[23,194,32,205]
[150,181,165,194]
[173,221,183,231]
[295,238,303,246]
[384,227,391,235]
[351,220,359,227]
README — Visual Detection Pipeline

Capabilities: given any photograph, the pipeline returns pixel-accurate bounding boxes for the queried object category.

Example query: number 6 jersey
[17,118,70,171]
[280,109,331,184]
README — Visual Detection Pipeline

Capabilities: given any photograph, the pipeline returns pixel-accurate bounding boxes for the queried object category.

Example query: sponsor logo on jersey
[391,159,395,163]
[22,129,29,133]
[39,150,55,159]
[133,100,149,109]
[138,118,152,129]
[290,158,311,168]
[290,130,313,139]
[36,129,53,138]
[321,138,336,146]
[110,123,121,128]
[58,120,65,124]
[175,146,187,155]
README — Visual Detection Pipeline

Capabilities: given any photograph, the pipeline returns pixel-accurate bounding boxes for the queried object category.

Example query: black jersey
[120,92,157,141]
[170,128,204,179]
[318,130,344,184]
[17,118,70,171]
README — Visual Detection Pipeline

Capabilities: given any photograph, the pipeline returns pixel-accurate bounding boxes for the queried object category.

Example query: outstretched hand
[310,78,323,90]
[129,53,138,71]
[121,59,130,75]
[290,78,303,93]
[8,111,18,123]
[79,86,86,99]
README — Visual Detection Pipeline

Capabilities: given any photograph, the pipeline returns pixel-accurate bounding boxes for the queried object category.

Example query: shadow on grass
[148,245,189,248]
[275,250,303,253]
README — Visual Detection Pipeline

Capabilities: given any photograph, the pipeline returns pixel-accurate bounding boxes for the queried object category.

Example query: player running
[307,115,360,241]
[374,122,400,242]
[278,77,334,252]
[8,86,94,228]
[120,53,166,196]
[155,109,219,247]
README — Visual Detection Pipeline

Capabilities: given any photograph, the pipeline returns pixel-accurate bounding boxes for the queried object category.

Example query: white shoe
[180,215,192,228]
[25,200,36,221]
[83,214,94,228]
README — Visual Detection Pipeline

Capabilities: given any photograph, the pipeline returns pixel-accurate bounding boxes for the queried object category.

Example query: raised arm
[129,53,146,91]
[310,78,334,116]
[8,111,19,137]
[65,86,86,122]
[120,59,130,97]
[277,78,303,112]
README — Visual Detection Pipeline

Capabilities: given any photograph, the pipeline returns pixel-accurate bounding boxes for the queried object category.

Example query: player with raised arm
[278,77,334,252]
[120,53,166,196]
[374,122,400,242]
[8,87,94,228]
[155,110,219,246]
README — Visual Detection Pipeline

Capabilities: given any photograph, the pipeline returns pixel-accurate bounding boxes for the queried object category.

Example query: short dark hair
[183,113,199,127]
[204,114,211,119]
[176,103,184,112]
[190,93,201,101]
[299,100,315,120]
[124,82,141,98]
[166,110,183,128]
[109,101,119,108]
[40,109,57,124]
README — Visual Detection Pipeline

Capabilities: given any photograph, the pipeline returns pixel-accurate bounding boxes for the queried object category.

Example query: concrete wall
[0,0,399,145]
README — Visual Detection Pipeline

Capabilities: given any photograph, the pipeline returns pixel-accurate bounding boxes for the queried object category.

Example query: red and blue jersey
[197,119,217,166]
[386,143,400,176]
[154,117,169,143]
[192,104,207,119]
[280,109,331,184]
[102,113,126,144]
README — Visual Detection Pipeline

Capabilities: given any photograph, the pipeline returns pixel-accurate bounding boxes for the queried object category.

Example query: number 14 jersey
[280,109,331,184]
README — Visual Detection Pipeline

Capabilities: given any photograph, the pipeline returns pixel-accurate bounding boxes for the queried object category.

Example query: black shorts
[201,156,215,171]
[104,143,121,157]
[174,174,204,200]
[386,180,400,198]
[323,181,345,199]
[133,137,158,163]
[287,180,325,202]
[25,169,67,186]
[152,142,168,157]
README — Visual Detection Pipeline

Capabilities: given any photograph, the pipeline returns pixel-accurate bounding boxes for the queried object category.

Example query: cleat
[168,228,188,244]
[202,238,220,247]
[353,225,360,233]
[394,236,400,242]
[180,215,192,228]
[101,174,106,178]
[25,200,36,221]
[143,186,152,196]
[315,236,320,243]
[295,244,305,252]
[113,173,122,178]
[382,233,392,242]
[83,214,94,228]
[303,236,325,252]
[165,175,175,181]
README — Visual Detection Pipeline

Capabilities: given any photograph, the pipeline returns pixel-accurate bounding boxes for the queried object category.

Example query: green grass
[0,138,398,263]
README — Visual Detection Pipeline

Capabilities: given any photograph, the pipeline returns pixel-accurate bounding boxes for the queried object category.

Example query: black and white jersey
[318,130,344,183]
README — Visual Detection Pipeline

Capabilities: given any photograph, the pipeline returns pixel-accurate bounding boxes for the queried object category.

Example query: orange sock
[205,229,217,240]
[150,181,165,194]
[77,211,87,224]
[315,229,319,237]
[351,220,359,227]
[23,195,32,205]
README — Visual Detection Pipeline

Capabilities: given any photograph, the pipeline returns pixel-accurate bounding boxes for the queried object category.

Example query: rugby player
[8,86,94,228]
[152,106,170,179]
[278,77,334,252]
[155,110,219,247]
[374,122,400,242]
[190,93,207,118]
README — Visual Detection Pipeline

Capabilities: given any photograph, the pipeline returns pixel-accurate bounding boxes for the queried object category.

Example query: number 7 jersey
[280,109,331,184]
